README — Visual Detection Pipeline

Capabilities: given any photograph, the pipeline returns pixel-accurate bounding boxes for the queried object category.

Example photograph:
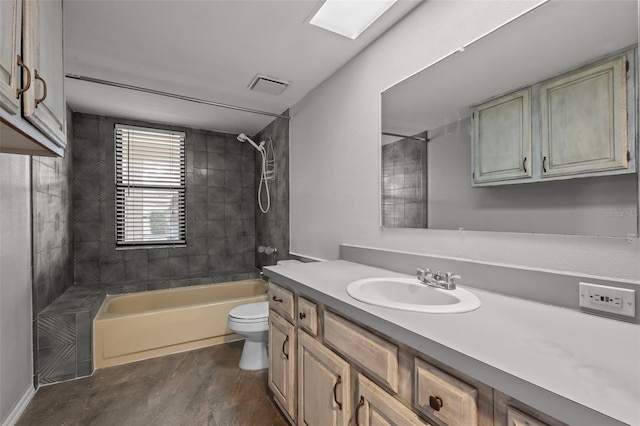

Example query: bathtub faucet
[258,245,277,255]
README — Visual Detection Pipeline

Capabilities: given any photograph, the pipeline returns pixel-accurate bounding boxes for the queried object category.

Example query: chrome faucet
[417,267,460,290]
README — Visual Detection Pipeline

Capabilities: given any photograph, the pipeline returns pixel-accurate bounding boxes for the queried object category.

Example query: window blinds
[115,124,186,245]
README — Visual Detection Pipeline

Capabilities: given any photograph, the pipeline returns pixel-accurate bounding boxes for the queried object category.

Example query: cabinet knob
[299,312,306,320]
[16,55,31,99]
[429,395,443,411]
[34,70,48,108]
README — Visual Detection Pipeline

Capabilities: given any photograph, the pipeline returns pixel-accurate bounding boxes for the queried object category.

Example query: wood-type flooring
[17,341,287,426]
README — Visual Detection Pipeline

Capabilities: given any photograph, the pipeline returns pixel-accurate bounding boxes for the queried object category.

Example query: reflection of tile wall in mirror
[381,137,427,228]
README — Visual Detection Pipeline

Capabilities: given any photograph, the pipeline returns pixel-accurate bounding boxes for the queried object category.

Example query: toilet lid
[229,301,269,320]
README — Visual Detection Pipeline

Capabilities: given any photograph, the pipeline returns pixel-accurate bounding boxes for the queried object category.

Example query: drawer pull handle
[299,312,306,320]
[272,295,283,303]
[355,395,365,425]
[429,395,443,411]
[523,157,527,173]
[34,70,47,107]
[282,335,289,360]
[16,55,31,99]
[543,156,547,173]
[333,375,343,410]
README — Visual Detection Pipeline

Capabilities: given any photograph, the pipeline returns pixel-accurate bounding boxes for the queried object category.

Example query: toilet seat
[229,301,268,323]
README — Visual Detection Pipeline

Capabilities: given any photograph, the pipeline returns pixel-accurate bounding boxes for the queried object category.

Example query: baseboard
[2,384,35,426]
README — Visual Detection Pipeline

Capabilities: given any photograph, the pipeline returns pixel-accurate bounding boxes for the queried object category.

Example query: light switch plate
[579,282,636,317]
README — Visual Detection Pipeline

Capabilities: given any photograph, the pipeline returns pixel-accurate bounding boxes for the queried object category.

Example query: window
[115,124,186,246]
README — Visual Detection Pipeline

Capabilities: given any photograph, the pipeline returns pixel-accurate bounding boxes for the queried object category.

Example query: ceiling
[63,0,422,136]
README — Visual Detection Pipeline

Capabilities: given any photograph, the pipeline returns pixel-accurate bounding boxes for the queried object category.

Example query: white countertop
[263,260,640,426]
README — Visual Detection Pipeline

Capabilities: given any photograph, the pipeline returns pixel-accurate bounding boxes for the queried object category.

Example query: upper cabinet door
[540,56,628,178]
[0,0,22,115]
[472,88,532,185]
[22,0,66,148]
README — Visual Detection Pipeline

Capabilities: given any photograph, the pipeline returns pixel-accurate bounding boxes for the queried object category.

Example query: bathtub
[94,279,268,369]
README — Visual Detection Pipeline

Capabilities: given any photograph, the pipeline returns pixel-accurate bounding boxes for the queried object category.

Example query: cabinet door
[540,56,628,177]
[0,0,21,114]
[472,88,532,185]
[356,374,430,426]
[22,0,66,148]
[269,310,296,419]
[298,330,350,426]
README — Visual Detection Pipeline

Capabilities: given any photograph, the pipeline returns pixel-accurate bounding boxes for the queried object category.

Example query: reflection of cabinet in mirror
[472,51,636,187]
[472,89,532,184]
[540,56,629,178]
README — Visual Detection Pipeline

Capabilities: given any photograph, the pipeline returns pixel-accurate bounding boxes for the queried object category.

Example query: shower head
[236,133,265,152]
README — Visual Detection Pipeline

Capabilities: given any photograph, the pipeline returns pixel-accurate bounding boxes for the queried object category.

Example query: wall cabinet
[539,56,629,178]
[472,88,532,184]
[472,51,636,187]
[0,0,66,157]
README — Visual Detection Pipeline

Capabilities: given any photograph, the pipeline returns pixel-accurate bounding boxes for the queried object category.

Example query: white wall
[290,0,640,281]
[0,154,34,424]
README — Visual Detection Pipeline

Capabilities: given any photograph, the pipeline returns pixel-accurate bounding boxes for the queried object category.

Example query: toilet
[227,301,269,371]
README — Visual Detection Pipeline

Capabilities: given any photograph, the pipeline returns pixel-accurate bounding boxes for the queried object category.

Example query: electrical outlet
[579,282,636,317]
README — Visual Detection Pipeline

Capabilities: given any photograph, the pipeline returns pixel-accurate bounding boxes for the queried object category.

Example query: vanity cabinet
[268,310,296,420]
[472,88,532,184]
[472,50,635,187]
[297,330,351,426]
[494,390,568,426]
[0,0,66,156]
[357,374,430,426]
[267,279,565,426]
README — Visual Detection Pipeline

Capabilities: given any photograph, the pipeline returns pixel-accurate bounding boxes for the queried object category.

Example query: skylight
[309,0,398,40]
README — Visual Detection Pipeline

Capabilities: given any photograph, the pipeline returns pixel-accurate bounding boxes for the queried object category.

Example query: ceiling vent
[248,75,290,95]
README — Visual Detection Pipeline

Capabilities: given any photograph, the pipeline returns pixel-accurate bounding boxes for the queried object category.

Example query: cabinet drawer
[269,281,294,322]
[507,407,549,426]
[324,310,399,392]
[297,297,318,336]
[415,357,478,426]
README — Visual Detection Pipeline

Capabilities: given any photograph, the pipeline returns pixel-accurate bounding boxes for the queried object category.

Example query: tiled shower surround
[72,113,259,292]
[32,106,76,385]
[253,113,290,269]
[35,112,290,385]
[381,137,427,228]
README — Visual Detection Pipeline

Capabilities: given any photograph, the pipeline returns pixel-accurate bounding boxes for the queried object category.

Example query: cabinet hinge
[472,172,475,179]
[626,60,629,73]
[628,150,631,161]
[472,112,475,119]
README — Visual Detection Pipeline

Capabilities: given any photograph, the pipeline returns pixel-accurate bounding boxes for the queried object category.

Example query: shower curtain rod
[382,131,428,142]
[65,74,291,120]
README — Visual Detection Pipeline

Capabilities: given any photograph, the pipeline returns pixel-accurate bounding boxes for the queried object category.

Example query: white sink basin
[346,277,481,313]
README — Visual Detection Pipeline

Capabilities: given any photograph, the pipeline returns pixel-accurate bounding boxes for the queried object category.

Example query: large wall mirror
[381,0,639,237]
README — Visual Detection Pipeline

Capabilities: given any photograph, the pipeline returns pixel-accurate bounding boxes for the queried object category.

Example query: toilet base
[239,339,268,371]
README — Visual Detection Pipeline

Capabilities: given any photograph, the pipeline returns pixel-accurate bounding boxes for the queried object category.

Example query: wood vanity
[263,261,639,426]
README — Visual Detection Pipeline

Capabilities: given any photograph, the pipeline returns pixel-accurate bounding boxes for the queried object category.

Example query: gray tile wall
[253,113,290,269]
[72,113,258,291]
[381,137,427,228]
[32,105,75,386]
[31,108,75,314]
